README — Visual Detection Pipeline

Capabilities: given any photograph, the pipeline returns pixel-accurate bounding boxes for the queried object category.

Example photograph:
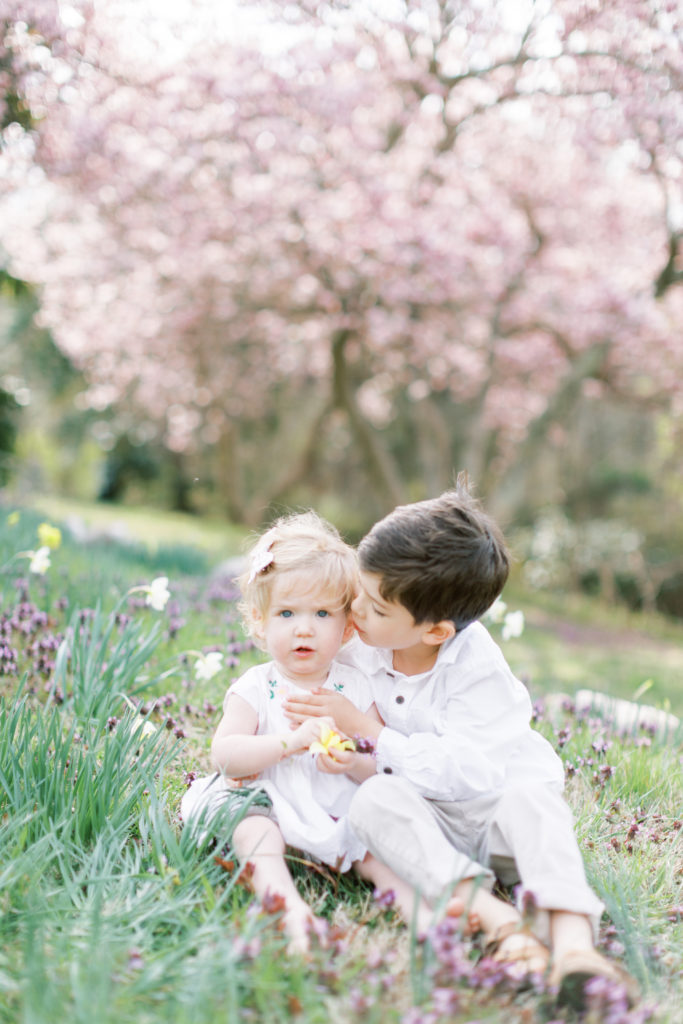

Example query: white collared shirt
[337,624,564,802]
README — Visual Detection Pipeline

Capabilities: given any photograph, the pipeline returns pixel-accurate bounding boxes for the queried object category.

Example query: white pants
[348,775,604,941]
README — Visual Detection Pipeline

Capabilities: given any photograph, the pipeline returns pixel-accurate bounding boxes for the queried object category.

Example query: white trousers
[348,775,604,941]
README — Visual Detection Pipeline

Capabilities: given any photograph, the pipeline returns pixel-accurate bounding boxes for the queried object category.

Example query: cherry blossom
[1,0,681,515]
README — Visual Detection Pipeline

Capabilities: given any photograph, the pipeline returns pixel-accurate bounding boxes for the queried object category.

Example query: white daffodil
[501,610,525,641]
[122,695,158,738]
[145,576,171,611]
[29,546,51,575]
[485,597,507,624]
[193,651,224,681]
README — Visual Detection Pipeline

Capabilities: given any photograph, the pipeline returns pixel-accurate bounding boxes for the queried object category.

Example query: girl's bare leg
[354,853,469,935]
[232,816,320,954]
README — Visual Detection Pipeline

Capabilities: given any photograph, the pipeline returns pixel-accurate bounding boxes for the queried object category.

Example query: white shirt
[226,659,374,870]
[337,625,564,802]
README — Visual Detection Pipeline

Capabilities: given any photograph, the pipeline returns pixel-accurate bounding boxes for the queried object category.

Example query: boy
[284,480,637,1006]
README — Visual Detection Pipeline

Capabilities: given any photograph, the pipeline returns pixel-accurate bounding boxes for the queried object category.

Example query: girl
[181,511,460,953]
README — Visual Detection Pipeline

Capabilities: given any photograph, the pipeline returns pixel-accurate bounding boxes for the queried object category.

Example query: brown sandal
[483,921,551,979]
[548,948,639,1009]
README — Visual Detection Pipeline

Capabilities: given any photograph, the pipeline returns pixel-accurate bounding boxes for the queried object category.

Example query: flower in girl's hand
[309,723,355,757]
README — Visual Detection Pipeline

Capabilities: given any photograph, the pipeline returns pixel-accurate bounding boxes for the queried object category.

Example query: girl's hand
[283,715,336,757]
[315,746,355,775]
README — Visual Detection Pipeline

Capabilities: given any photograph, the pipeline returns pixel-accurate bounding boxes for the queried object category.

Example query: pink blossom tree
[1,0,681,521]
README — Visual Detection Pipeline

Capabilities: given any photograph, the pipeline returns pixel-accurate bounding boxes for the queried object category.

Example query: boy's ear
[421,620,456,647]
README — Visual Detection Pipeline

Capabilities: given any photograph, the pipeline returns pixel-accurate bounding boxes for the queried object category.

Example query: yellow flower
[37,522,62,549]
[6,511,20,526]
[309,723,355,757]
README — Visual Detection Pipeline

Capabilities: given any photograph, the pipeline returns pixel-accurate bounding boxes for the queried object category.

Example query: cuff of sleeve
[374,726,405,776]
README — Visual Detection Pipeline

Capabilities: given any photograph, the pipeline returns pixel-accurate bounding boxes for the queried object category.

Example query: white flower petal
[485,597,507,624]
[194,651,224,681]
[29,546,51,575]
[145,576,170,610]
[501,610,525,640]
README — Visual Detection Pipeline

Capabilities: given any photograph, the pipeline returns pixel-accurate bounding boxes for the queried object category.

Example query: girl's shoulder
[222,659,274,712]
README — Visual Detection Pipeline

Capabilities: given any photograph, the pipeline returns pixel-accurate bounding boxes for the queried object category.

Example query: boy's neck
[392,642,441,676]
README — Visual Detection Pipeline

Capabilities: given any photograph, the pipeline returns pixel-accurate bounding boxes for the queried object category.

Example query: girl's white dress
[181,660,373,871]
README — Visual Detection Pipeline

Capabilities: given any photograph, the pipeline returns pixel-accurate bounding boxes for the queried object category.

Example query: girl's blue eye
[280,610,293,618]
[316,610,330,618]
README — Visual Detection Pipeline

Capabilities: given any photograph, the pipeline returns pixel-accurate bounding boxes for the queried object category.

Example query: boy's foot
[483,922,550,982]
[549,948,639,1010]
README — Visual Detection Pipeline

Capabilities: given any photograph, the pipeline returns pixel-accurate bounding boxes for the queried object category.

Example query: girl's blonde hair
[236,511,358,647]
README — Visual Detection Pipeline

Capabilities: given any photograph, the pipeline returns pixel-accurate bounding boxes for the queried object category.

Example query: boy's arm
[283,690,384,744]
[370,672,539,800]
[211,693,336,777]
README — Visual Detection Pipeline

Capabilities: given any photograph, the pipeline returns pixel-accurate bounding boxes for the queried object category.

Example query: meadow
[0,504,681,1024]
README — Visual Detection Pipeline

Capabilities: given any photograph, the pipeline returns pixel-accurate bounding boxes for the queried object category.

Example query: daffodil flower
[502,610,525,641]
[309,723,355,757]
[37,522,62,549]
[28,546,51,574]
[485,597,507,624]
[189,650,224,681]
[121,695,158,738]
[128,576,171,611]
[146,576,170,610]
[6,511,20,526]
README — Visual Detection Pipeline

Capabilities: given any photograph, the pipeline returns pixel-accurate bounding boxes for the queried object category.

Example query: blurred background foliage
[2,268,682,624]
[1,0,683,625]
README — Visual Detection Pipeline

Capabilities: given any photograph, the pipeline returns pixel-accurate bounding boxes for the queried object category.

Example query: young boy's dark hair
[357,475,509,630]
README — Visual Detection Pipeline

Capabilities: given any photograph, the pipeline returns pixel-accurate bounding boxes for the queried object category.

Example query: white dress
[181,659,373,871]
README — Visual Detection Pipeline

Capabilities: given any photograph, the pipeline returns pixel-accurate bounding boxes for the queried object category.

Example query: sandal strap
[483,921,534,957]
[483,922,550,969]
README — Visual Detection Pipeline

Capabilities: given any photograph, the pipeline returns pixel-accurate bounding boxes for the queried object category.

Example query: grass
[25,492,250,558]
[0,498,681,1023]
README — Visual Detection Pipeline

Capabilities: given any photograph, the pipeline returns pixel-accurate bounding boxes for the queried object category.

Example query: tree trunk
[493,340,613,522]
[331,329,405,510]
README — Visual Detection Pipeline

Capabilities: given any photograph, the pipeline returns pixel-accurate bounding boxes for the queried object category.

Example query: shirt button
[383,767,393,774]
[395,695,405,704]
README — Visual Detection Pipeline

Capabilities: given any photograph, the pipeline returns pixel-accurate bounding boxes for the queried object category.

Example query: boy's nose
[351,594,364,618]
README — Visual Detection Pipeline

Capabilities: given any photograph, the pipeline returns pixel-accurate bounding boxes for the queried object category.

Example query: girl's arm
[315,747,378,783]
[211,693,334,778]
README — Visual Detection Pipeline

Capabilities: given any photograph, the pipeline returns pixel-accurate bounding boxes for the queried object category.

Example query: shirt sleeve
[374,660,533,801]
[223,666,264,718]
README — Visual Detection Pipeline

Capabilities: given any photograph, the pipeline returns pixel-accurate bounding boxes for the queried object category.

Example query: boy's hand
[284,689,375,739]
